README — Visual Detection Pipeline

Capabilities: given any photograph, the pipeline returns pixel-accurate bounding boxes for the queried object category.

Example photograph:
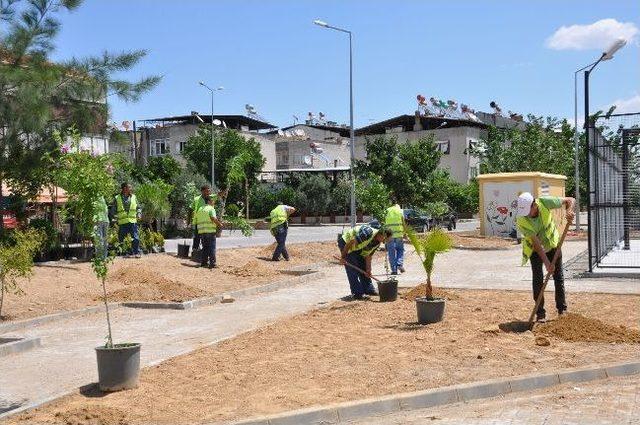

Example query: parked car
[432,211,457,231]
[403,208,433,233]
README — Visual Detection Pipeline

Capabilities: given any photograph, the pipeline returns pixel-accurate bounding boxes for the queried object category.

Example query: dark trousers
[192,225,201,250]
[337,236,376,297]
[272,225,289,261]
[200,233,217,267]
[530,248,567,318]
[118,223,140,255]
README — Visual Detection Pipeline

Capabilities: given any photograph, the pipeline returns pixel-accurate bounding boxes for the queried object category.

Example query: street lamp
[314,19,357,227]
[198,81,224,188]
[583,37,626,271]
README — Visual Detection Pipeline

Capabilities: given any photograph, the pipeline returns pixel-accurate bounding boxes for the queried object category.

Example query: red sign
[1,210,17,229]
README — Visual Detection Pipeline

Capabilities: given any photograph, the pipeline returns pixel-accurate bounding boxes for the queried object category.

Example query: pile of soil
[450,231,516,249]
[107,266,206,303]
[401,284,459,301]
[16,406,129,425]
[223,259,282,278]
[535,313,640,343]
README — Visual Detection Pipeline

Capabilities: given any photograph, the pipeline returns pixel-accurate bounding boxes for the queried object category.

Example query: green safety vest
[270,205,288,229]
[115,194,137,225]
[516,199,559,265]
[191,195,206,222]
[341,226,380,257]
[93,196,109,224]
[385,204,404,238]
[196,205,217,234]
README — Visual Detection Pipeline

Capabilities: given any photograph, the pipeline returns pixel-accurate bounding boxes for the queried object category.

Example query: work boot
[209,264,218,269]
[390,271,398,276]
[399,266,406,273]
[536,314,546,323]
[365,289,379,296]
[558,309,566,316]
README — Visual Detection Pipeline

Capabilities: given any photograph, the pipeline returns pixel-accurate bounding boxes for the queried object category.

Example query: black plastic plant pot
[95,343,141,392]
[177,243,190,258]
[416,297,445,324]
[377,279,398,302]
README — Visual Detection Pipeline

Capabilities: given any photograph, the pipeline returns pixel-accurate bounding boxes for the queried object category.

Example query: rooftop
[141,114,277,131]
[355,114,487,136]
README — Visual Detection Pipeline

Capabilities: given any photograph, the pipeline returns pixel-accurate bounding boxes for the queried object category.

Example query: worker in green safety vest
[112,182,142,258]
[338,224,393,300]
[189,185,211,251]
[195,195,224,268]
[269,202,296,261]
[384,203,406,275]
[515,192,575,322]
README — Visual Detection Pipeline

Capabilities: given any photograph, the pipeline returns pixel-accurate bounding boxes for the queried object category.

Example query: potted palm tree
[406,226,452,324]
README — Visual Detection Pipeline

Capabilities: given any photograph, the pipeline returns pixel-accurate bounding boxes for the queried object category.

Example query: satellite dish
[296,129,306,137]
[212,119,222,126]
[284,131,292,138]
[277,129,285,136]
[122,121,131,131]
[303,156,312,165]
[222,120,227,128]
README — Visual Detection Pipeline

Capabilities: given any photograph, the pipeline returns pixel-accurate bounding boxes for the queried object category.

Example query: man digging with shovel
[515,192,575,322]
[338,224,393,300]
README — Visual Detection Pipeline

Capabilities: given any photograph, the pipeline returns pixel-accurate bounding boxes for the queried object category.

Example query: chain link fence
[588,112,640,270]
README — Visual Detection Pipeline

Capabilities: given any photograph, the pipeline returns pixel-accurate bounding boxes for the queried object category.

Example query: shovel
[333,255,381,283]
[526,218,572,328]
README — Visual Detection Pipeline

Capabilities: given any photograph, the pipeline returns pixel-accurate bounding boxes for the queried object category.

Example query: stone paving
[348,375,640,425]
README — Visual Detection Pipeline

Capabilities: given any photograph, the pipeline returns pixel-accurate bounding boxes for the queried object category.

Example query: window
[178,141,187,153]
[150,139,170,156]
[436,140,450,155]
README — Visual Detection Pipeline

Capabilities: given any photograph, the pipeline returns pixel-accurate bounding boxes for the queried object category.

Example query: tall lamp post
[584,37,626,271]
[198,82,224,188]
[314,19,357,227]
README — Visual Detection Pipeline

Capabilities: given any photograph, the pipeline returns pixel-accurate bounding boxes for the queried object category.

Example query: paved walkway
[1,238,636,417]
[348,375,640,424]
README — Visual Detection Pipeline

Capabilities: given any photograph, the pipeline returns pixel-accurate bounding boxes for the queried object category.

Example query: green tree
[183,127,265,218]
[0,0,160,232]
[169,166,209,219]
[54,127,117,240]
[135,180,173,230]
[355,173,392,221]
[0,228,44,319]
[296,174,332,219]
[471,116,583,203]
[145,156,182,184]
[355,135,442,207]
[406,227,452,299]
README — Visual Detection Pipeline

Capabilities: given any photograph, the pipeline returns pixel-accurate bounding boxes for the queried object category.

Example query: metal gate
[588,112,640,270]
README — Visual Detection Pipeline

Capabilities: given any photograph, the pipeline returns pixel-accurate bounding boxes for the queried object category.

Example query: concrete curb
[0,304,122,335]
[122,269,327,311]
[453,245,516,251]
[0,336,41,357]
[221,360,640,425]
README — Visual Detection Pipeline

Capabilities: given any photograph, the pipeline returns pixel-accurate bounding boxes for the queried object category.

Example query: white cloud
[546,18,638,51]
[608,94,640,114]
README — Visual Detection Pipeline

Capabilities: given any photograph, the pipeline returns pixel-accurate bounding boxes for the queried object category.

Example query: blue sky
[52,0,639,128]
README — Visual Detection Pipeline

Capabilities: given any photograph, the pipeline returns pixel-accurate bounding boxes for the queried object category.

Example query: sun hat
[516,192,534,217]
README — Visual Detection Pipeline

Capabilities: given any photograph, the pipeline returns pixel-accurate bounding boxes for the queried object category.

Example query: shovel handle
[527,219,572,325]
[333,255,381,282]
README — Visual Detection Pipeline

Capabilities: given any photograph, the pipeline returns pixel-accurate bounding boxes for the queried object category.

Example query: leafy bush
[0,228,45,318]
[422,201,450,218]
[28,218,61,252]
[355,173,391,221]
[136,180,173,228]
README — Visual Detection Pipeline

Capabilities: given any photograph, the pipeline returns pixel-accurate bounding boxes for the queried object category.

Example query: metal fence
[588,112,640,270]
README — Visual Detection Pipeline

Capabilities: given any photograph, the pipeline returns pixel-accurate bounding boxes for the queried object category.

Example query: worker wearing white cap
[515,192,575,322]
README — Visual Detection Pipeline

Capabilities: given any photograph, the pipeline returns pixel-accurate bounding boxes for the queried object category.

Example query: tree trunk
[101,276,114,347]
[0,280,4,320]
[426,273,432,299]
[245,178,249,220]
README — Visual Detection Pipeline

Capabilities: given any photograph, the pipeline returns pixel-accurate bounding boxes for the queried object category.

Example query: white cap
[516,192,534,217]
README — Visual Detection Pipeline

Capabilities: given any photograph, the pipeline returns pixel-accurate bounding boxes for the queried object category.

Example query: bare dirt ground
[449,230,517,249]
[10,288,639,425]
[0,241,338,322]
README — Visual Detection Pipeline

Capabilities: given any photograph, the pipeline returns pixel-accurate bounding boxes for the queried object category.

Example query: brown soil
[401,284,460,300]
[46,406,128,425]
[0,241,338,322]
[11,290,639,425]
[450,231,517,249]
[106,266,206,303]
[536,313,640,343]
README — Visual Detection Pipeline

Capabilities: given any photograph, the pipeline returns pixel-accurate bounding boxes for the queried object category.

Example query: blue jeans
[386,237,405,273]
[337,236,376,297]
[272,225,289,261]
[118,222,140,255]
[200,233,217,267]
[93,222,109,259]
